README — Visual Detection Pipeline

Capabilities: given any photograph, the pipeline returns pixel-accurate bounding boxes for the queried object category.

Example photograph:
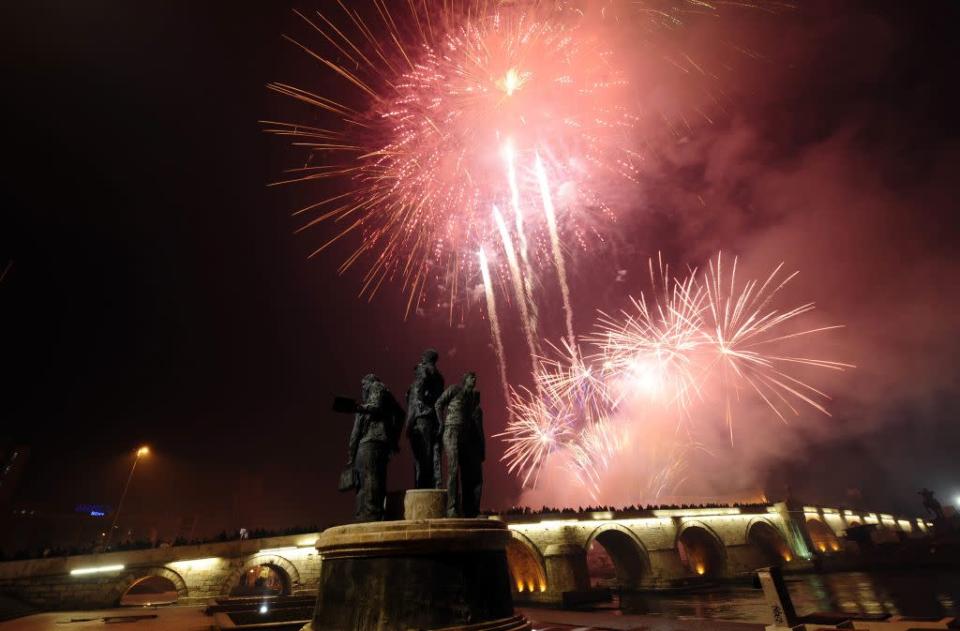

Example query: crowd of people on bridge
[491,502,774,517]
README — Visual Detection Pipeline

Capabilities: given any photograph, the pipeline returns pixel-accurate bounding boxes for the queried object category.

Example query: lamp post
[106,446,149,547]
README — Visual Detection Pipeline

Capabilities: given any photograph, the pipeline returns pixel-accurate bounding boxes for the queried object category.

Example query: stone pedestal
[404,489,447,520]
[304,519,530,631]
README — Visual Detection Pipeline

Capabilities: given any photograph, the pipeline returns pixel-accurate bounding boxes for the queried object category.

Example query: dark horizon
[1,1,959,552]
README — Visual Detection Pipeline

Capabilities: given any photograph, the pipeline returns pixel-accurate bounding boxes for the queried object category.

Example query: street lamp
[106,445,150,547]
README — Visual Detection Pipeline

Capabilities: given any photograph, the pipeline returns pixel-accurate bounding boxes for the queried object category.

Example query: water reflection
[613,571,960,623]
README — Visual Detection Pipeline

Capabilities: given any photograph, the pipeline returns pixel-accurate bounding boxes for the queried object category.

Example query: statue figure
[435,372,485,517]
[919,488,944,520]
[347,374,404,521]
[405,349,445,489]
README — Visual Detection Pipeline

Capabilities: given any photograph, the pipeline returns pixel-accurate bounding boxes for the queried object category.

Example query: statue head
[421,348,439,365]
[361,373,380,398]
[463,371,477,390]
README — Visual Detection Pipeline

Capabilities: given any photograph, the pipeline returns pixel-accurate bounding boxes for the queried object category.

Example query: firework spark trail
[566,416,621,500]
[497,386,575,488]
[478,248,510,408]
[702,253,854,441]
[535,153,577,354]
[535,339,608,422]
[493,205,540,367]
[502,139,540,332]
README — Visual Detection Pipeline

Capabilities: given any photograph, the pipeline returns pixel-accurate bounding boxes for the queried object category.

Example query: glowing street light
[105,445,150,547]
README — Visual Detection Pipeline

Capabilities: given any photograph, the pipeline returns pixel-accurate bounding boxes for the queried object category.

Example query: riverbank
[519,607,764,631]
[0,605,211,630]
[0,604,767,631]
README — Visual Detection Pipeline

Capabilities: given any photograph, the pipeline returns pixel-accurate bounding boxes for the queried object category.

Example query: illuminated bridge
[0,503,930,610]
[499,502,930,603]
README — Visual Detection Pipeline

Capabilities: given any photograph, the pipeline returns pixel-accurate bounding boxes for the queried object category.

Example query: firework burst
[535,339,609,422]
[588,255,705,413]
[701,253,854,440]
[500,253,851,501]
[498,384,577,487]
[266,1,638,315]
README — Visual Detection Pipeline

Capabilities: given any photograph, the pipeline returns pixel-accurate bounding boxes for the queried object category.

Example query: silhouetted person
[348,374,404,521]
[406,349,445,489]
[919,488,944,520]
[436,372,485,517]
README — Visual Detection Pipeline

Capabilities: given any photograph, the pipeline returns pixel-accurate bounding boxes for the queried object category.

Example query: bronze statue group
[344,349,485,522]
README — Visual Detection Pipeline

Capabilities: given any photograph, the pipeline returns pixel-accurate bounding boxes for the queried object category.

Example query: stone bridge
[0,503,930,610]
[0,533,321,610]
[501,502,931,604]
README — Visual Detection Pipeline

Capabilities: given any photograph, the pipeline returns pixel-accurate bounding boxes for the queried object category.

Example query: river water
[612,571,960,623]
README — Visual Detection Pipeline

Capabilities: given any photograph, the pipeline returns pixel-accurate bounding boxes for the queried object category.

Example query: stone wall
[0,533,321,610]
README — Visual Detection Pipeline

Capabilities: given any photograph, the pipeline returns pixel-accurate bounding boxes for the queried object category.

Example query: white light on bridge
[259,604,269,614]
[70,564,125,576]
[170,557,219,570]
[259,546,314,559]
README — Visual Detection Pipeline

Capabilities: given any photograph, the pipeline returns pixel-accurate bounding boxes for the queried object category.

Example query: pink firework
[500,254,850,499]
[700,253,854,440]
[535,339,609,422]
[587,255,706,413]
[265,1,640,314]
[497,384,577,488]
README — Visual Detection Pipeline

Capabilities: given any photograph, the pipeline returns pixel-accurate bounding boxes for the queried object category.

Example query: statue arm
[390,394,405,452]
[474,404,485,462]
[435,372,445,401]
[355,386,384,413]
[434,385,456,430]
[406,368,430,419]
[347,413,363,465]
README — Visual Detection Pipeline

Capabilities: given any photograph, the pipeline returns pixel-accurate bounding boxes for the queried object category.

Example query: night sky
[1,1,958,547]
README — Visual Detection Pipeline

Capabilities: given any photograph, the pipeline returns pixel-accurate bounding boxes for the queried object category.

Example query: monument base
[302,615,529,631]
[305,518,530,631]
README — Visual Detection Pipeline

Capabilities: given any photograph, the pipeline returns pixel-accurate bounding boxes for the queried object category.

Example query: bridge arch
[677,521,726,578]
[221,553,301,597]
[745,518,792,565]
[110,567,188,606]
[805,518,840,553]
[584,524,650,589]
[506,532,547,595]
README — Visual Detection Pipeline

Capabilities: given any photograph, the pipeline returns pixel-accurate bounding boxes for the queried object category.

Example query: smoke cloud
[515,1,960,513]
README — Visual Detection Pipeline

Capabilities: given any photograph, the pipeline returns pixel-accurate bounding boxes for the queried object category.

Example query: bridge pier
[646,548,689,586]
[542,544,589,602]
